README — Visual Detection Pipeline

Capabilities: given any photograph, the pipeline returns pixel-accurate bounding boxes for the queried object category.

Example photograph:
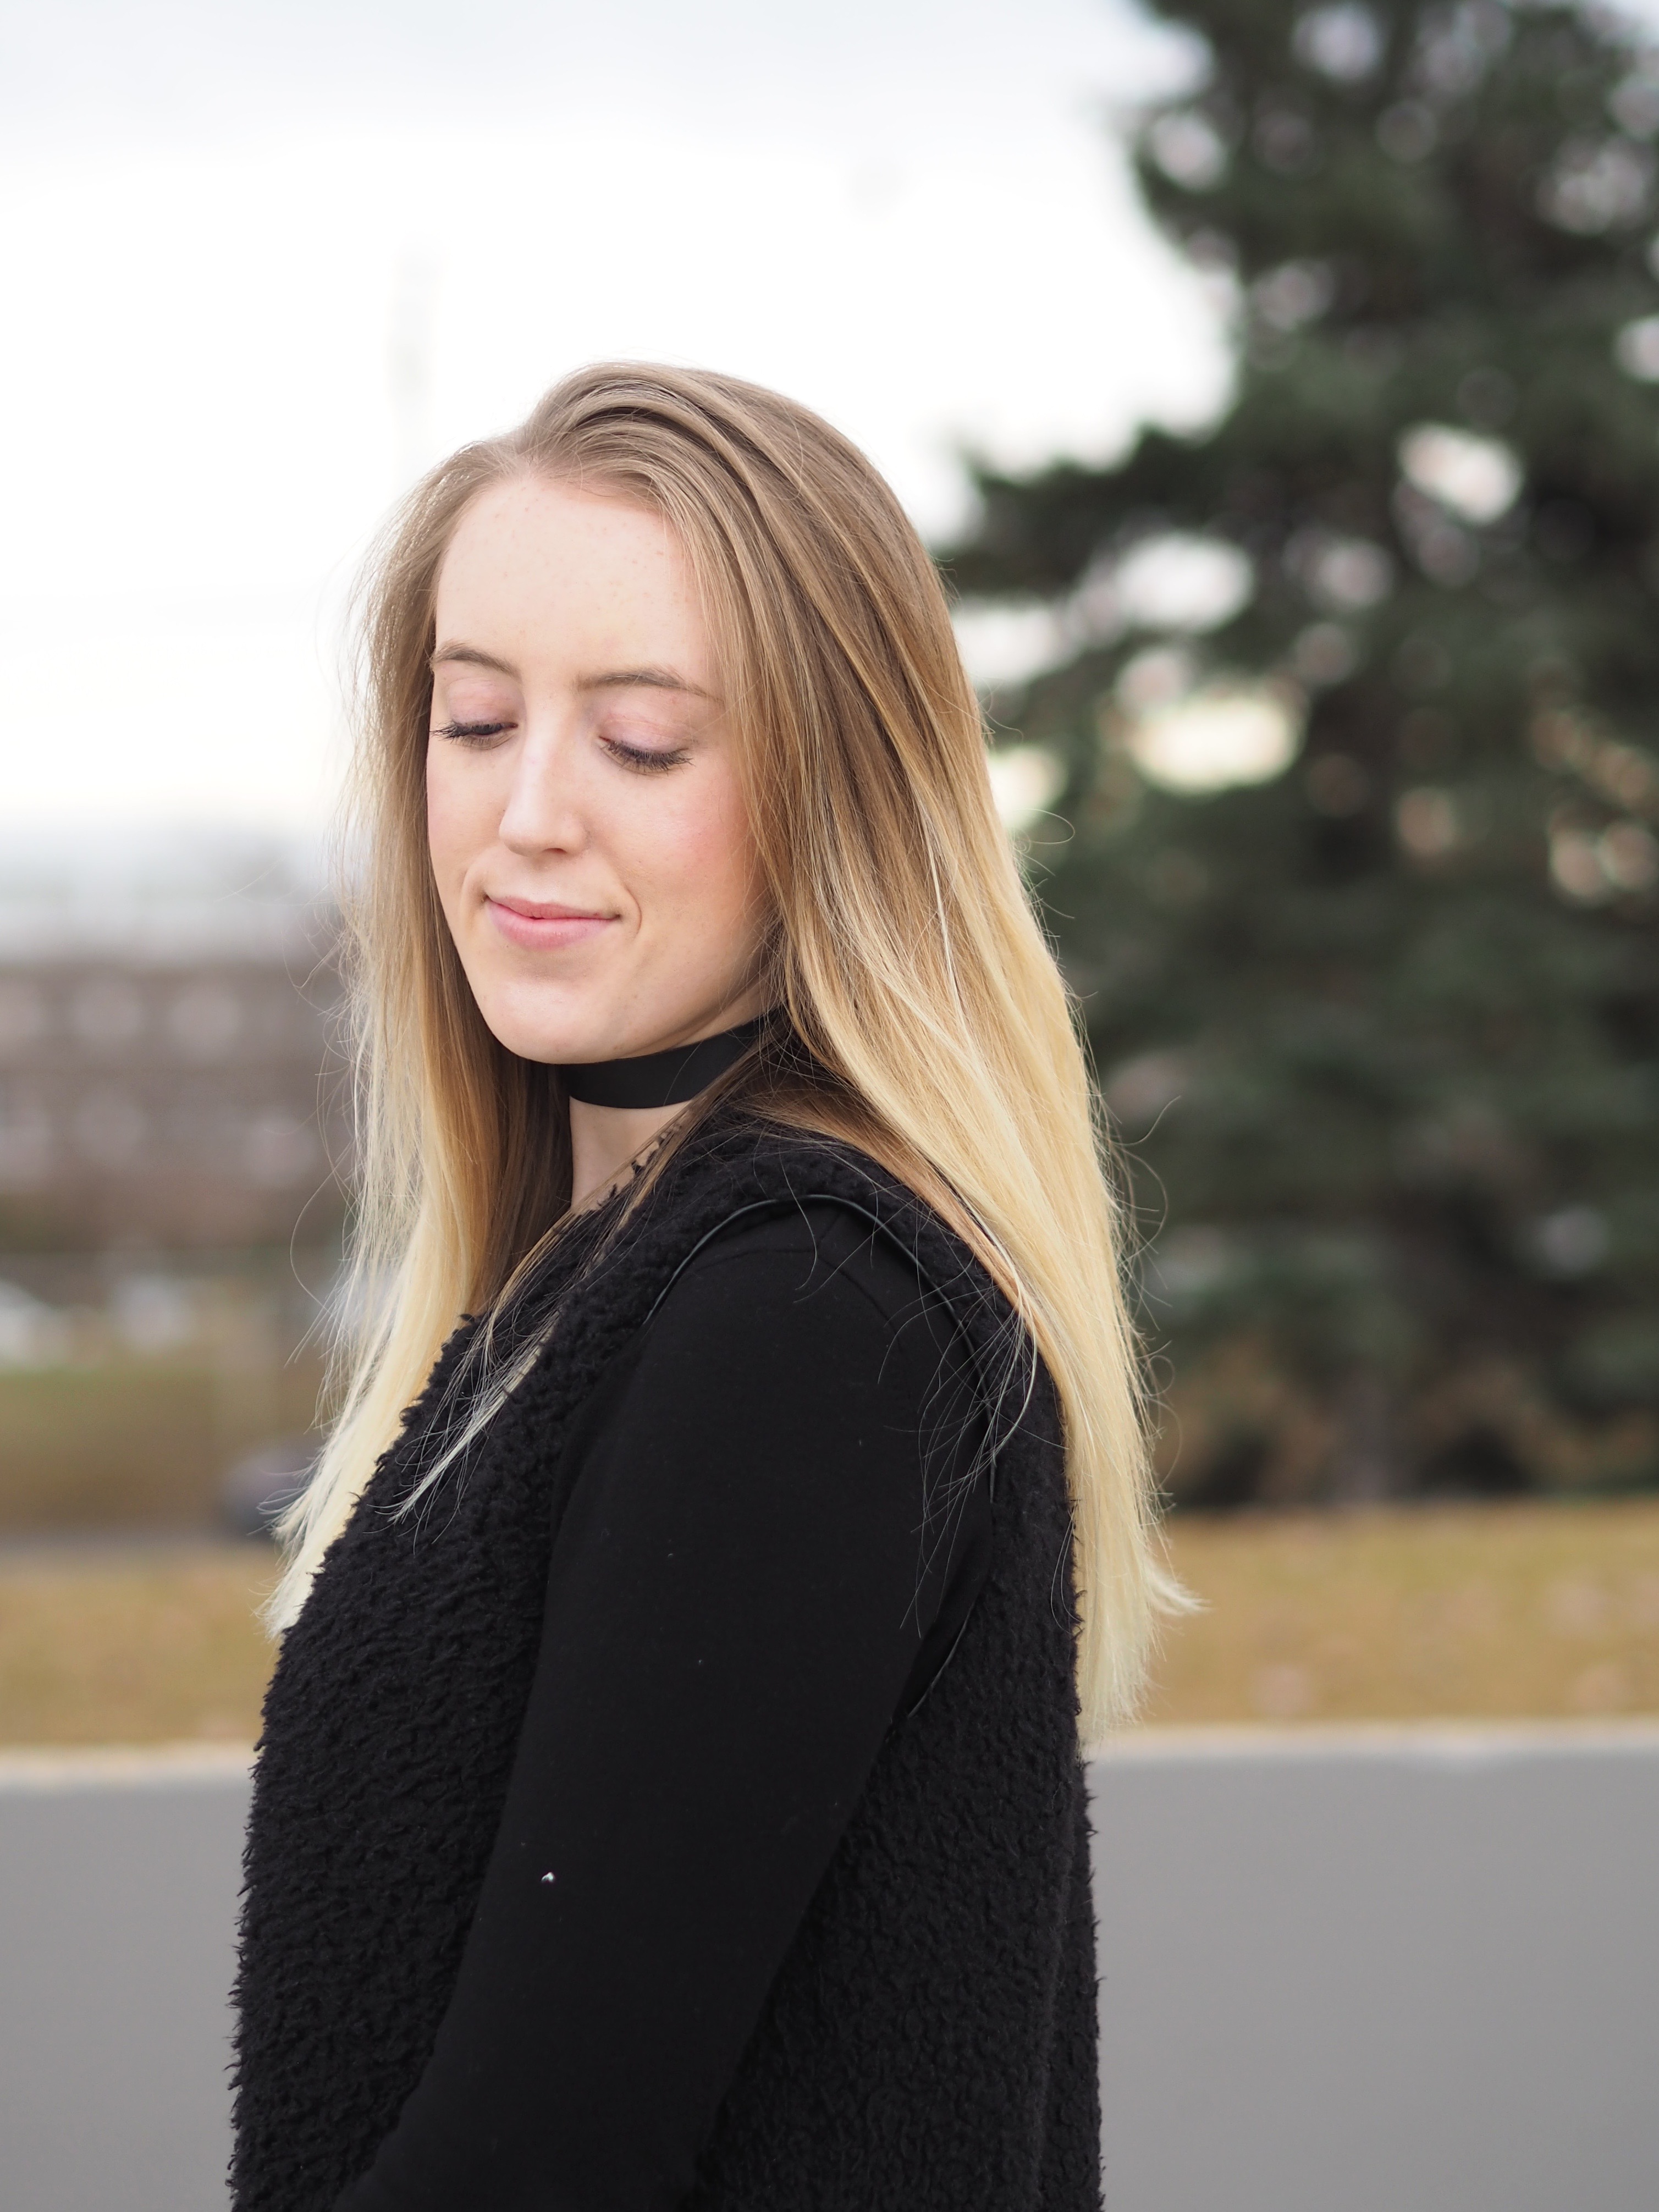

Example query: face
[426,476,769,1067]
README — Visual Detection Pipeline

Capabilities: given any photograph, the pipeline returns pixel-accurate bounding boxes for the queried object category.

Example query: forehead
[435,477,702,649]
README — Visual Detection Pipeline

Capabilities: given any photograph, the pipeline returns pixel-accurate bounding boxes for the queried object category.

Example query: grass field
[0,1358,326,1528]
[1144,1496,1659,1725]
[1,1497,1656,1745]
[0,1543,280,1745]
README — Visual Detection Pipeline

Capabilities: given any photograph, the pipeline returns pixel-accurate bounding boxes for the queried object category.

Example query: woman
[233,364,1173,2212]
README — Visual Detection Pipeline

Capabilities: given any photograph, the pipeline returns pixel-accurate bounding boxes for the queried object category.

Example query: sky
[0,0,1232,846]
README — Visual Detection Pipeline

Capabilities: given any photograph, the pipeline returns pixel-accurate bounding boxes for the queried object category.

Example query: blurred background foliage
[948,0,1659,1509]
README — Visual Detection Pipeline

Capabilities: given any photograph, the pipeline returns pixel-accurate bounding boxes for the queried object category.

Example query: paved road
[1095,1726,1659,2212]
[2,1728,1656,2211]
[1,1748,248,2212]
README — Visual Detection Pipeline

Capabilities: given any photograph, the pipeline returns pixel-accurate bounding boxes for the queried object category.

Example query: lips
[486,895,616,951]
[492,894,608,922]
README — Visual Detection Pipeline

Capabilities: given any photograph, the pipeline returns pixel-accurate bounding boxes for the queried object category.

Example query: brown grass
[0,1359,324,1529]
[0,1544,279,1745]
[1,1497,1657,1745]
[1148,1496,1659,1724]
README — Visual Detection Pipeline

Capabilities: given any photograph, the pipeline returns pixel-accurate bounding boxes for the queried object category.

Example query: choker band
[560,1018,764,1110]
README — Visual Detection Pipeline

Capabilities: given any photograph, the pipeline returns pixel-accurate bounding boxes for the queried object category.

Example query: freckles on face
[424,476,769,1064]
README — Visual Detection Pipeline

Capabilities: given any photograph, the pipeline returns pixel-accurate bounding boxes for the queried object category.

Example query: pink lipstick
[486,895,616,952]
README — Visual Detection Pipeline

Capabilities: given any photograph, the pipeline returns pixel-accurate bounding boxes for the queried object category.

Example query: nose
[497,727,588,859]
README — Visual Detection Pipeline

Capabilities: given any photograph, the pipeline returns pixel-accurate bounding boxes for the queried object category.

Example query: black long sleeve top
[334,1198,993,2212]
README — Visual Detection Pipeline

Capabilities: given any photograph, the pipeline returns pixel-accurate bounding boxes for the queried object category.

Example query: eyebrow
[431,642,713,699]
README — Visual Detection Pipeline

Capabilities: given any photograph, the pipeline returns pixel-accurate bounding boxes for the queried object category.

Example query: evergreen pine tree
[948,0,1659,1504]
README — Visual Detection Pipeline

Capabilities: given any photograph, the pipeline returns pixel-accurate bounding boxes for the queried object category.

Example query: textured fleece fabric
[232,1123,1103,2212]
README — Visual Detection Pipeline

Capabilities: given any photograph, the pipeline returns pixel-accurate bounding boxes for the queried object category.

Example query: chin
[471,986,603,1069]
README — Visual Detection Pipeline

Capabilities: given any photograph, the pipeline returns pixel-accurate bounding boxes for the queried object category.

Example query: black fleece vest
[232,1126,1102,2211]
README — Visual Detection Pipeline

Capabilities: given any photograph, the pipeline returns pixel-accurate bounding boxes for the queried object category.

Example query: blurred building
[0,859,346,1251]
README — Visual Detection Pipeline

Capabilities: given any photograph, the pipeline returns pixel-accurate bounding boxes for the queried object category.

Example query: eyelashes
[432,719,689,776]
[602,737,689,775]
[433,720,511,745]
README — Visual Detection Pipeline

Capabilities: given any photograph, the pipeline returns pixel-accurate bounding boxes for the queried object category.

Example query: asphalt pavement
[2,1727,1656,2212]
[1094,1725,1659,2212]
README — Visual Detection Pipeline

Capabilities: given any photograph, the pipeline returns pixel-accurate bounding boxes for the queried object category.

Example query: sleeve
[333,1205,990,2212]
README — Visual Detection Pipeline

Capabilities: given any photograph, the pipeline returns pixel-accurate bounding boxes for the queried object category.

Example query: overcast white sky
[0,0,1231,842]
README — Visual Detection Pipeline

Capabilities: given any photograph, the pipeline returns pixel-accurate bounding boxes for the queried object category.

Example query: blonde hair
[274,362,1178,1740]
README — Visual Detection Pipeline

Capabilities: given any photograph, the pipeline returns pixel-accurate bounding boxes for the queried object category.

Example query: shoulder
[667,1195,934,1336]
[619,1120,1022,1417]
[585,1191,973,1443]
[665,1121,989,1330]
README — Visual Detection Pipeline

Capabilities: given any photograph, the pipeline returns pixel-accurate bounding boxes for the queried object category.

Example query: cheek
[645,770,762,926]
[425,742,492,895]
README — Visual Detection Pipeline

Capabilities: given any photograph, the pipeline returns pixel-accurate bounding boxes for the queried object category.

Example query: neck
[563,999,769,1210]
[567,1097,688,1213]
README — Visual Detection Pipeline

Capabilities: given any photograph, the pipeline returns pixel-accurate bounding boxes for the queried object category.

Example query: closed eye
[602,736,690,774]
[434,720,513,744]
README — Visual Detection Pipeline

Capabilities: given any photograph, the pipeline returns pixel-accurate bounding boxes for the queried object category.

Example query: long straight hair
[273,363,1179,1740]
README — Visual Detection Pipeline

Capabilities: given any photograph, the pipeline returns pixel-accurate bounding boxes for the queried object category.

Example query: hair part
[273,361,1182,1744]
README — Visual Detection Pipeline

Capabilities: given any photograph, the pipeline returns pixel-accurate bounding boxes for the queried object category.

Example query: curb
[0,1742,255,1793]
[1094,1719,1659,1764]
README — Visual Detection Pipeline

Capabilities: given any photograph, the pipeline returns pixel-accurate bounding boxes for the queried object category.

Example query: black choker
[560,1018,764,1109]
